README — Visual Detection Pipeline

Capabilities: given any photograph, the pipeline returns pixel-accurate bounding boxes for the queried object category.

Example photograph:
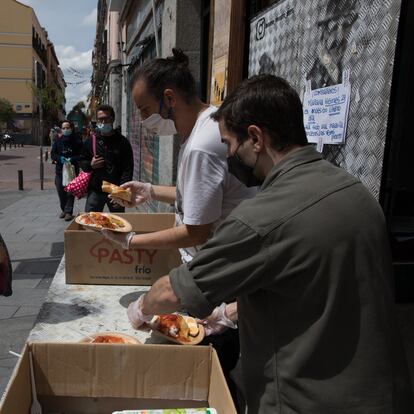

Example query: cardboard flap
[31,343,211,401]
[208,349,237,413]
[0,345,32,414]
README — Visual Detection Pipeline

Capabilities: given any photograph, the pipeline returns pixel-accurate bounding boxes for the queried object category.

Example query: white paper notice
[303,78,351,145]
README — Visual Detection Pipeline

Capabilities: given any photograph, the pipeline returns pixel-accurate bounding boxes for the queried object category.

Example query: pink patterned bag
[65,134,96,199]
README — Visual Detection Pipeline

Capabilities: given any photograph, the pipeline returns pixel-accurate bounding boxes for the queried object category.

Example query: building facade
[46,37,66,122]
[0,0,65,144]
[90,0,204,212]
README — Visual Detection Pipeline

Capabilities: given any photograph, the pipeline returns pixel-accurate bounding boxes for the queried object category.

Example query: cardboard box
[0,342,237,414]
[65,213,182,285]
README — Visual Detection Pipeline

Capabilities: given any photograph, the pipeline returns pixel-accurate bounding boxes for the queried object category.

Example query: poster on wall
[303,71,351,146]
[211,55,227,106]
[209,0,231,106]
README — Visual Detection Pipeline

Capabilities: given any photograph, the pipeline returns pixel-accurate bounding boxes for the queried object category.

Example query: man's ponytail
[131,48,196,103]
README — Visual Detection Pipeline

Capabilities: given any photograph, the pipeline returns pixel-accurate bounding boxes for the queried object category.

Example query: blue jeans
[84,190,125,213]
[55,174,74,214]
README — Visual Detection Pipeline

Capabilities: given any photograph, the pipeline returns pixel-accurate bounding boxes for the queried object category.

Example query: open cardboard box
[0,342,236,414]
[65,213,182,285]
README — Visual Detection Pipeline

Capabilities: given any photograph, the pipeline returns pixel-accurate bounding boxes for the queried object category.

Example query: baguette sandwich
[102,180,132,203]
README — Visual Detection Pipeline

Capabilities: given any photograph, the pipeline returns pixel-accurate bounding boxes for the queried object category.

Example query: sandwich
[151,314,200,342]
[79,212,126,230]
[102,180,132,202]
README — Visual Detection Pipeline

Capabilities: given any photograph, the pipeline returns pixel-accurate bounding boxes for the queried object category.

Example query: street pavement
[0,145,84,397]
[0,145,55,191]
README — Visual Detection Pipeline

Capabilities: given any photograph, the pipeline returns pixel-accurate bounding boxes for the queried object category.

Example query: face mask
[227,145,263,187]
[141,113,177,136]
[62,129,72,137]
[97,123,113,135]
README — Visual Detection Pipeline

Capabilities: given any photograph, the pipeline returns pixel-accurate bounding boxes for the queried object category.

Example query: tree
[70,101,88,123]
[30,83,64,123]
[72,101,86,113]
[0,98,15,128]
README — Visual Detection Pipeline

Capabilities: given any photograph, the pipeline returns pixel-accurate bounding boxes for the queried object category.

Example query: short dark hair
[96,104,115,119]
[60,119,75,130]
[212,74,308,151]
[130,48,197,104]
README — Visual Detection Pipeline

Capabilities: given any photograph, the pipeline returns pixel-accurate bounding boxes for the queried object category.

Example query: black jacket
[51,133,83,175]
[0,233,12,297]
[79,131,134,192]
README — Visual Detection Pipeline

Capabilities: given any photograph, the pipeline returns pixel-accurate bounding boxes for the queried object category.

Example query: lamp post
[39,92,44,190]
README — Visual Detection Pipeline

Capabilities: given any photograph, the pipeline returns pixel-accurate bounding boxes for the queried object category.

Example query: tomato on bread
[151,314,200,342]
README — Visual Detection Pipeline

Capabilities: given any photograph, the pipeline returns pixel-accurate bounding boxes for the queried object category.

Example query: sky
[18,0,97,113]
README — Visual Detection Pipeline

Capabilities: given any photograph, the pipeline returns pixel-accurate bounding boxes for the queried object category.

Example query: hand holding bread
[102,180,132,205]
[106,181,153,208]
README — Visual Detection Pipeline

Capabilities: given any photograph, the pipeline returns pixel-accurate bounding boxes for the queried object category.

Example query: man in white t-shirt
[104,49,255,264]
[175,104,255,262]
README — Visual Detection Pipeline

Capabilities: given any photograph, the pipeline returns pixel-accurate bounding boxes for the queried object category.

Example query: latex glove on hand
[101,229,136,250]
[127,294,154,329]
[198,302,238,336]
[109,181,152,208]
[60,156,68,164]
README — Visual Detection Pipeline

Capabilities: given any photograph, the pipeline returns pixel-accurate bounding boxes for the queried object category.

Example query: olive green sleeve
[170,216,270,318]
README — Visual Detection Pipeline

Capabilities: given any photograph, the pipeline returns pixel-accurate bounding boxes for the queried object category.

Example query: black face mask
[227,146,263,187]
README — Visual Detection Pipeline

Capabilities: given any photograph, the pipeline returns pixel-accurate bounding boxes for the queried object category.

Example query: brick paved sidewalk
[0,189,84,397]
[0,147,60,398]
[0,145,55,191]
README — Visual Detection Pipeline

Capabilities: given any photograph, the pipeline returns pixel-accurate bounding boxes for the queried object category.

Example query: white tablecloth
[28,256,163,344]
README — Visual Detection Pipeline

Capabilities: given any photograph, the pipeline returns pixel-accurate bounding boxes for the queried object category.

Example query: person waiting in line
[51,120,83,221]
[79,104,134,213]
[124,74,413,414]
[100,48,256,404]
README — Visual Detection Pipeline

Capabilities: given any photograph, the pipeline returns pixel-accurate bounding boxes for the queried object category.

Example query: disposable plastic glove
[198,302,238,336]
[101,229,136,250]
[127,294,154,329]
[60,156,68,164]
[109,181,152,208]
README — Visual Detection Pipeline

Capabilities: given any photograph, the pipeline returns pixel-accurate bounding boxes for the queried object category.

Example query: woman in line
[51,120,83,221]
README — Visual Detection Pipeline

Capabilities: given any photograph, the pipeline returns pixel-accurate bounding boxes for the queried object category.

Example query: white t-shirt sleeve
[181,149,225,226]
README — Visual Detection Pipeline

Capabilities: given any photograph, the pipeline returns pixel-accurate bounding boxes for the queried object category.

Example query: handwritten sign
[303,76,351,146]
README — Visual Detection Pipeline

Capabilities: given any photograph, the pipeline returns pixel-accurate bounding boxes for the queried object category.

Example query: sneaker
[59,212,66,219]
[64,213,75,221]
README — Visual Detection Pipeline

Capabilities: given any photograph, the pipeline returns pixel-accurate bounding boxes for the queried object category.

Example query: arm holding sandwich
[127,275,238,337]
[112,181,176,206]
[100,179,214,249]
[102,221,213,250]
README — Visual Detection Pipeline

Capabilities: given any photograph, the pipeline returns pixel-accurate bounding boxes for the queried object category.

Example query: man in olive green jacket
[126,75,413,413]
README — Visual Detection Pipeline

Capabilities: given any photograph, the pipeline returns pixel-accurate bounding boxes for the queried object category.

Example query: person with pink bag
[78,104,134,212]
[64,133,96,200]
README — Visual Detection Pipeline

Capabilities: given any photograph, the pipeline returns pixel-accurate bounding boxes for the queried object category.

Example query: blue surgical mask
[97,123,113,135]
[62,129,72,137]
